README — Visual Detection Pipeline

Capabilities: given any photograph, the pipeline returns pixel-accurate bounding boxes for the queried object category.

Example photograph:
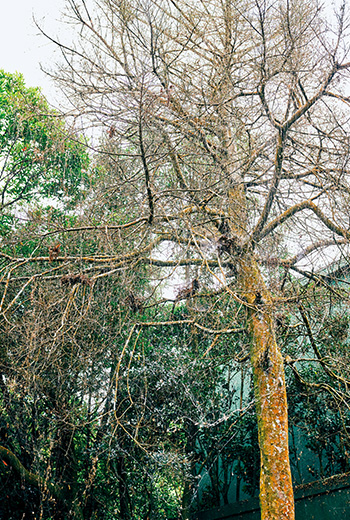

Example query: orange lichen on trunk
[238,256,295,520]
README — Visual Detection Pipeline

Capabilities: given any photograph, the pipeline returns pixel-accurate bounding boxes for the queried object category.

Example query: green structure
[195,473,350,520]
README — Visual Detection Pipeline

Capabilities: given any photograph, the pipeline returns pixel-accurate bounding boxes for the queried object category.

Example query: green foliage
[320,314,350,348]
[0,70,90,234]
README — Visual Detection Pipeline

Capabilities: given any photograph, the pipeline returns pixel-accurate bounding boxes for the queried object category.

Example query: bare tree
[7,0,350,518]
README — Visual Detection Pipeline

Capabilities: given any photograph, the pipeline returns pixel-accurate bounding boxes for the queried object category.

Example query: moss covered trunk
[238,255,294,520]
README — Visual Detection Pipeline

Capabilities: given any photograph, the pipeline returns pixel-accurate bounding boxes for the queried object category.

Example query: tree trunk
[181,420,198,520]
[238,255,294,520]
[116,456,133,520]
[52,424,83,520]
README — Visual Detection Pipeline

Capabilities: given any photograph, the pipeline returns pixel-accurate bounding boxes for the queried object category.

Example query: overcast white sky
[0,1,68,104]
[0,1,348,107]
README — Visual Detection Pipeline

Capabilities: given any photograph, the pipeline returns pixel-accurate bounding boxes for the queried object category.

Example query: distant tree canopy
[0,70,90,233]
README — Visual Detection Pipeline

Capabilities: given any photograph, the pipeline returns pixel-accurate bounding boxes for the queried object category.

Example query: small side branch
[298,303,350,387]
[139,115,154,224]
